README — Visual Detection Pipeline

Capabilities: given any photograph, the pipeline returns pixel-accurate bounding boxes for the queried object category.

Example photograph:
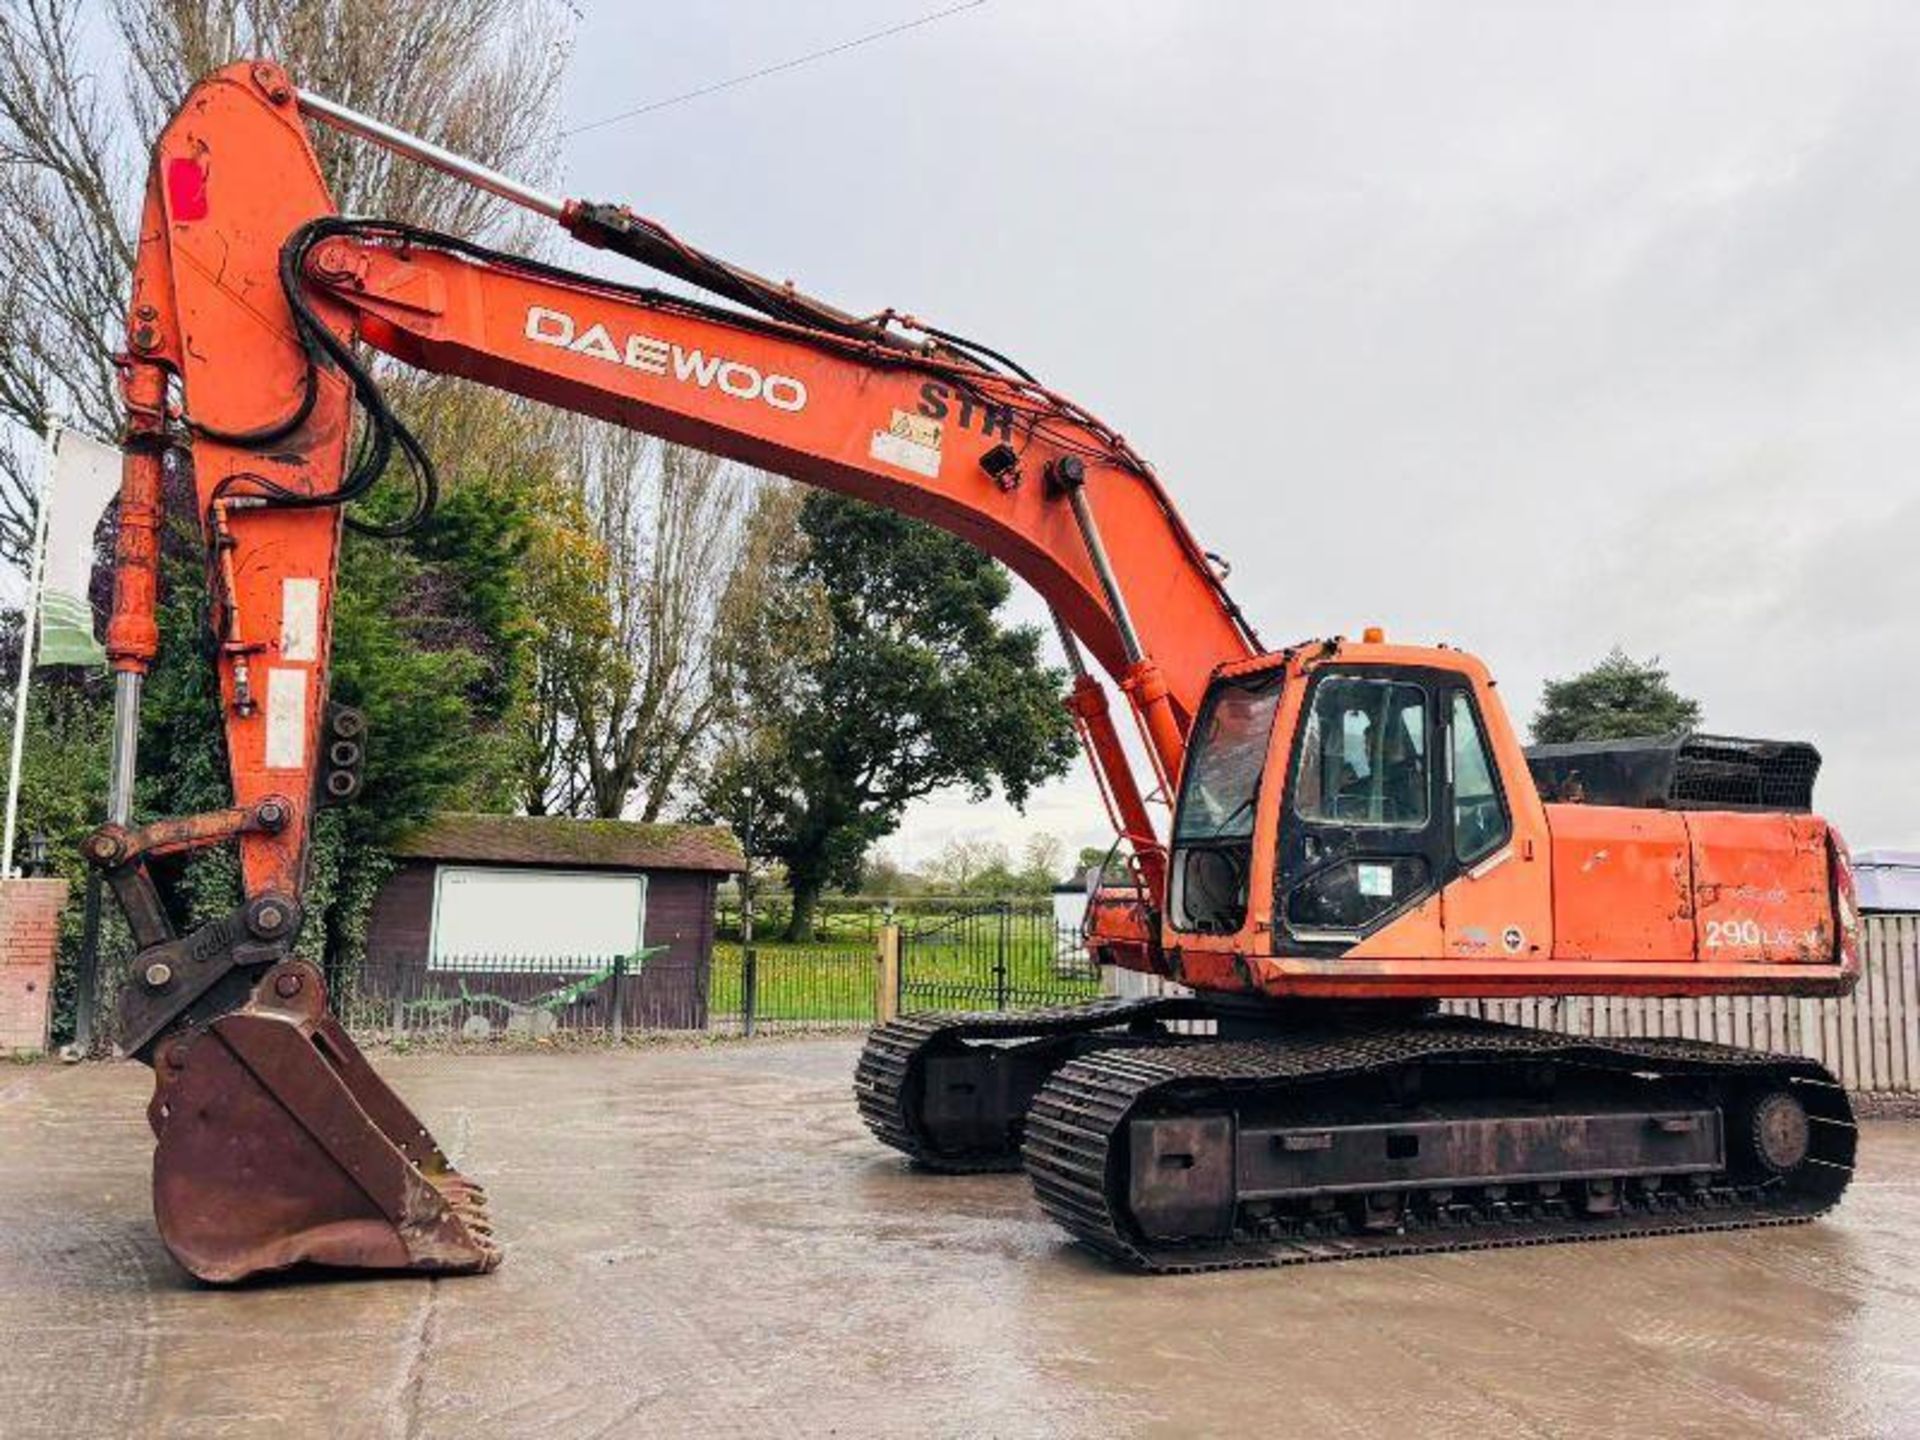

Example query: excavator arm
[89,62,1257,1281]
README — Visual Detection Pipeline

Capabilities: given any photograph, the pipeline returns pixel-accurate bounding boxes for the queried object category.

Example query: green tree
[1530,648,1703,745]
[0,657,111,1038]
[703,494,1077,940]
[135,457,541,993]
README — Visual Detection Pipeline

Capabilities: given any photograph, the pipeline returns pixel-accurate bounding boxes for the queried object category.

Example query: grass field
[706,927,1100,1027]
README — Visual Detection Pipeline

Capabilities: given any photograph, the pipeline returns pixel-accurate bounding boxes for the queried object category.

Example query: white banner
[36,427,118,668]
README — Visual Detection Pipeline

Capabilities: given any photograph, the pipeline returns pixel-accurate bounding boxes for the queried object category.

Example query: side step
[854,998,1195,1172]
[1022,1017,1855,1272]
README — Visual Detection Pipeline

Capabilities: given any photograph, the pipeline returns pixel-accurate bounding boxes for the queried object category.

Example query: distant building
[1855,850,1920,916]
[1051,865,1099,945]
[362,813,742,1029]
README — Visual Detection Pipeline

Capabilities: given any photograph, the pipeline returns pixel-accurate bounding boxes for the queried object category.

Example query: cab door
[1275,668,1449,956]
[1438,684,1551,961]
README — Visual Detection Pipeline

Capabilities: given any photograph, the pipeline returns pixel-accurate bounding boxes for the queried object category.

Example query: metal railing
[707,942,878,1035]
[898,902,1100,1012]
[345,942,893,1042]
[341,950,683,1041]
[340,897,1107,1045]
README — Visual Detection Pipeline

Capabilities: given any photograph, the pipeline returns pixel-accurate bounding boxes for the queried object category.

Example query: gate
[897,901,1101,1012]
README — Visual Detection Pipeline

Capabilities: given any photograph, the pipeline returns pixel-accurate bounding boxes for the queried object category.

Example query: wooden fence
[1110,916,1920,1094]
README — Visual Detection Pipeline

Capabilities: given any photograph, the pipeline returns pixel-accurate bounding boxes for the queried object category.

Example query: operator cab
[1168,641,1514,951]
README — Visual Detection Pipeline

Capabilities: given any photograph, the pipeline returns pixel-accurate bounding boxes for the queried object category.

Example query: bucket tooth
[147,963,499,1283]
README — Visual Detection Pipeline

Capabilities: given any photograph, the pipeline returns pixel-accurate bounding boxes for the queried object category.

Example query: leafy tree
[1530,648,1703,745]
[0,660,111,1037]
[702,494,1077,940]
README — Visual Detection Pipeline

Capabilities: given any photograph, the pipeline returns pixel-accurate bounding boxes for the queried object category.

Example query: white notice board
[429,867,646,972]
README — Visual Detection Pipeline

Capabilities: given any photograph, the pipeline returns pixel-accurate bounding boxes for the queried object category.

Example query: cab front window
[1170,671,1283,933]
[1292,678,1428,828]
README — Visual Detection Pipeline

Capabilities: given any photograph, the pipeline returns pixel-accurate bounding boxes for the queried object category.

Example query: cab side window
[1449,690,1509,864]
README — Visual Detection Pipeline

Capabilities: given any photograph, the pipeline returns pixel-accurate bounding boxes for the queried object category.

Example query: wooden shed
[362,813,743,1030]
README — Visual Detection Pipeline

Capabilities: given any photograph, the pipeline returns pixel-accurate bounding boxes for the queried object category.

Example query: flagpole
[2,422,55,879]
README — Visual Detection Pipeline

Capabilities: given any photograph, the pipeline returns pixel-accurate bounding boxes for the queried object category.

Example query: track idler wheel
[1742,1090,1813,1176]
[146,960,500,1283]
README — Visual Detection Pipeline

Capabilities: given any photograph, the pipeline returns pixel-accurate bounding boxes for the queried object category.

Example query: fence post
[390,986,404,1044]
[995,901,1010,1010]
[743,945,758,1038]
[611,953,627,1043]
[877,924,901,1025]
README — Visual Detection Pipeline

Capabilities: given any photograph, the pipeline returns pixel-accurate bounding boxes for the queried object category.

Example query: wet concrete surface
[2,1039,1918,1438]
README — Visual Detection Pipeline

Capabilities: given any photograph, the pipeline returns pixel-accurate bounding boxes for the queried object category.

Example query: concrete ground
[2,1041,1918,1439]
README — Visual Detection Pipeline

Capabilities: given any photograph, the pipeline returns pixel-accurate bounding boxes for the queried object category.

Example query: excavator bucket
[143,960,498,1283]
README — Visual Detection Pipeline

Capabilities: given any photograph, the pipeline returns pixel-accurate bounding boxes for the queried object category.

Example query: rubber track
[1021,1015,1856,1273]
[854,998,1190,1172]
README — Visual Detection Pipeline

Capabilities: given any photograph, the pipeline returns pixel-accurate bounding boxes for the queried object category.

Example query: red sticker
[165,157,208,221]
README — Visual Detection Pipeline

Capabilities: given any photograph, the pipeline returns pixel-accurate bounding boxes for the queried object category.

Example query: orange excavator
[89,62,1860,1282]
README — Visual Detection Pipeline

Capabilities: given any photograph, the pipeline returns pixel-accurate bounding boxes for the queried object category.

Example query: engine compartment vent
[1524,733,1821,813]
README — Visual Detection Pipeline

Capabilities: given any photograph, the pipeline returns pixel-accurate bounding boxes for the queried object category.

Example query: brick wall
[0,878,68,1054]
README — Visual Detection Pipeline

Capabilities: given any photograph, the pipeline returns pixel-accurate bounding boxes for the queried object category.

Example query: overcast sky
[26,3,1906,867]
[547,1,1918,866]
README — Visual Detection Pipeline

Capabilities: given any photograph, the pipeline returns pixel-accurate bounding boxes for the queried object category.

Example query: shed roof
[1854,850,1920,914]
[390,813,743,874]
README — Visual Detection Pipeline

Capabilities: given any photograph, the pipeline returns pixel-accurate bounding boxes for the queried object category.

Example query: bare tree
[925,837,1010,894]
[1,1,802,830]
[1020,832,1065,885]
[0,0,572,559]
[520,462,827,824]
[564,430,757,821]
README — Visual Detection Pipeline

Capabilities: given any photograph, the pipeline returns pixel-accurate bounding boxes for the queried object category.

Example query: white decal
[1704,917,1812,949]
[1356,863,1393,899]
[264,667,308,770]
[1502,926,1525,954]
[870,427,941,478]
[869,409,943,477]
[625,334,670,374]
[570,322,622,362]
[889,410,942,449]
[524,305,807,413]
[672,347,722,389]
[280,578,320,662]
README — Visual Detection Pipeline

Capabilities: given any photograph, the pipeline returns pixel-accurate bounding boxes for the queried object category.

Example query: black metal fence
[342,898,1104,1044]
[345,943,888,1042]
[707,943,877,1034]
[898,901,1101,1012]
[341,951,703,1041]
